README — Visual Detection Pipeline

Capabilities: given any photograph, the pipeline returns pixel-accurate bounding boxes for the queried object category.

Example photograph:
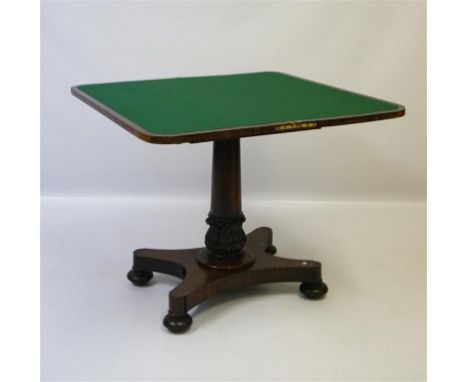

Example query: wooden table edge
[71,85,405,145]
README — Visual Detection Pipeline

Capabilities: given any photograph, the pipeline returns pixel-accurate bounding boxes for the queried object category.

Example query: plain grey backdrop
[41,1,426,381]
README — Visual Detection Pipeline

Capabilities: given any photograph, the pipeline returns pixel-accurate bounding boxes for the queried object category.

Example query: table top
[71,72,404,144]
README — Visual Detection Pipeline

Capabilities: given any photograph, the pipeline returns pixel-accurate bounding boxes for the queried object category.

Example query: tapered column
[204,139,247,260]
[210,139,242,216]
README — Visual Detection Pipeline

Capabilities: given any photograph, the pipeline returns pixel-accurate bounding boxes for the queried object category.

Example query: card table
[72,72,405,333]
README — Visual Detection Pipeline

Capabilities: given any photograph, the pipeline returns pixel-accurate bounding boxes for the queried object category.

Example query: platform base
[128,227,327,333]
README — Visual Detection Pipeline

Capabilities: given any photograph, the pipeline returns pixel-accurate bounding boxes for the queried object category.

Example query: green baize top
[76,72,401,136]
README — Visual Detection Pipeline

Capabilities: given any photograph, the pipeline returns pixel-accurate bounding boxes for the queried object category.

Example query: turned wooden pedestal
[127,139,328,333]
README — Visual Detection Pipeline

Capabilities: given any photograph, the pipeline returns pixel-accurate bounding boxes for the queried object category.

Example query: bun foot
[127,269,153,286]
[265,245,277,255]
[299,281,328,299]
[163,313,193,334]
